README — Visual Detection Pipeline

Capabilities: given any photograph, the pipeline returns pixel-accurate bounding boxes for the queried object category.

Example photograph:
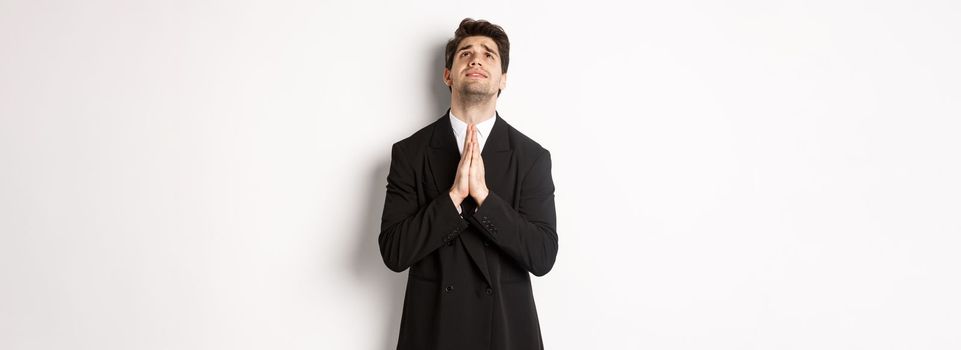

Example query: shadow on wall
[349,41,451,350]
[427,41,451,121]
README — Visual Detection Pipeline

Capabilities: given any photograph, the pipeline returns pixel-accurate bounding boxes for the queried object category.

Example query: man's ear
[443,68,452,86]
[499,72,508,90]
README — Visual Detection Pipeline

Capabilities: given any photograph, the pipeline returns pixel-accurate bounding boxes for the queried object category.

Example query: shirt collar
[449,110,497,140]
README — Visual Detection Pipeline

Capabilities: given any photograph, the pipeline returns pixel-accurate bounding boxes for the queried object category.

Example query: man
[379,18,558,350]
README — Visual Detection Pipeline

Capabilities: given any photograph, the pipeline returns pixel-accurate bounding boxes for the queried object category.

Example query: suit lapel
[427,113,459,194]
[481,113,513,197]
[426,111,513,287]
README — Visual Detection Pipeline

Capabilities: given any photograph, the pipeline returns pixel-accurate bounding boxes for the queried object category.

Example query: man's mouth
[465,71,487,78]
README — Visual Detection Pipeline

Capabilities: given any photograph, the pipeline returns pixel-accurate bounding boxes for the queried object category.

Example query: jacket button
[445,285,455,293]
[483,240,490,246]
[485,287,493,295]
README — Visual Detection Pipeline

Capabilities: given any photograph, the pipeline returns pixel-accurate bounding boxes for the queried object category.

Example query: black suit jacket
[379,111,558,350]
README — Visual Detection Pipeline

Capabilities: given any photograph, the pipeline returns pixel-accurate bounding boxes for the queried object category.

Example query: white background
[2,1,960,349]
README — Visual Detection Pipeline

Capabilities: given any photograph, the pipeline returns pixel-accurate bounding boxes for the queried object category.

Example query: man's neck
[450,95,497,124]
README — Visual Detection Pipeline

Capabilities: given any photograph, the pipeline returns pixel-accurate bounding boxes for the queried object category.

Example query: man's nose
[470,58,482,67]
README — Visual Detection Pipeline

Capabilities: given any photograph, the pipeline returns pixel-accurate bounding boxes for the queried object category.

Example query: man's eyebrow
[480,44,498,56]
[456,44,498,56]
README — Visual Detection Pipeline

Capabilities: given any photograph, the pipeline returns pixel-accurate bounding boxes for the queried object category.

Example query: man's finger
[472,136,481,164]
[469,140,478,173]
[457,147,467,170]
[460,128,475,171]
[461,127,471,158]
[465,124,478,172]
[462,140,472,169]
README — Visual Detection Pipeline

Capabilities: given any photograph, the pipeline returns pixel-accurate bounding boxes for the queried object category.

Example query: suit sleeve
[378,142,468,273]
[470,149,558,277]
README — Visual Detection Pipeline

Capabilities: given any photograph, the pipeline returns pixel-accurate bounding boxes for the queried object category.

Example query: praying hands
[448,124,489,208]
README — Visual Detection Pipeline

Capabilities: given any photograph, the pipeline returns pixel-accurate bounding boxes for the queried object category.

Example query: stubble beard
[457,81,496,105]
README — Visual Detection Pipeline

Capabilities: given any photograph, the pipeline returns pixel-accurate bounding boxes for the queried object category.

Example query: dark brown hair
[445,18,510,74]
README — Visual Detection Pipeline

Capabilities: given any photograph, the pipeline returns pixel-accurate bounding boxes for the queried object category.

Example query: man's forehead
[457,36,498,51]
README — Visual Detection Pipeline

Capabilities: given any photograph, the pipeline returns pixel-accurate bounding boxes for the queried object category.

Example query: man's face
[445,36,508,99]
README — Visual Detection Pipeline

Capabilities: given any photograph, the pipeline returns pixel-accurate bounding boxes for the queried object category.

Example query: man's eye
[486,53,493,58]
[461,52,469,57]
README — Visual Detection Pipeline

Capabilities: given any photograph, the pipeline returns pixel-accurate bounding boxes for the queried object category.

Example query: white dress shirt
[449,110,497,215]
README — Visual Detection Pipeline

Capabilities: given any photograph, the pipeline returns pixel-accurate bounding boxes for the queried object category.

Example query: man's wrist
[449,191,464,209]
[472,189,489,207]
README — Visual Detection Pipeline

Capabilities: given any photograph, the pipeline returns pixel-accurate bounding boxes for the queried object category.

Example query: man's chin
[459,85,496,98]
